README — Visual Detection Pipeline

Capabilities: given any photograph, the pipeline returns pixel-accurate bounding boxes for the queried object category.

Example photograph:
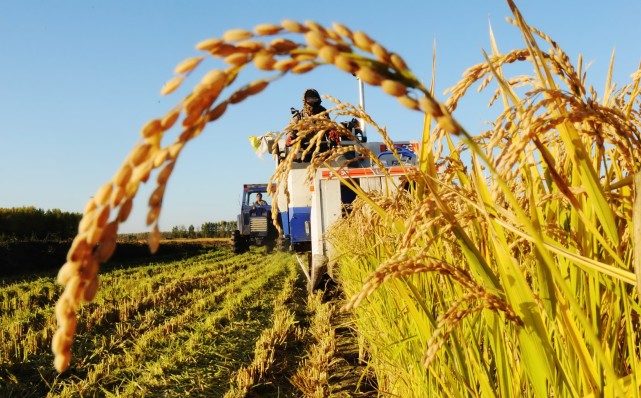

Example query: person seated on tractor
[250,193,268,216]
[285,88,330,147]
[254,193,267,206]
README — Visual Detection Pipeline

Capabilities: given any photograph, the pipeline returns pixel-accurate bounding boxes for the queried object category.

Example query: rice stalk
[327,2,641,395]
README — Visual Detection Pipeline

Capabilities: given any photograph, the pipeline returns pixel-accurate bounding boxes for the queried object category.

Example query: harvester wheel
[276,236,290,252]
[264,240,275,254]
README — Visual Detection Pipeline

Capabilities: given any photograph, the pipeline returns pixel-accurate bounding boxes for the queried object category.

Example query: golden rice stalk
[292,62,316,74]
[235,40,263,52]
[206,100,228,122]
[229,84,259,104]
[332,22,352,39]
[86,223,103,246]
[166,142,185,161]
[273,58,298,72]
[281,19,308,33]
[324,28,342,42]
[209,43,237,57]
[93,183,113,207]
[161,107,181,130]
[305,30,327,49]
[304,20,327,34]
[381,79,407,97]
[83,276,99,302]
[371,42,390,63]
[152,148,169,168]
[223,29,253,42]
[95,236,116,263]
[77,213,93,234]
[118,199,133,222]
[113,165,133,188]
[436,113,460,134]
[397,95,420,110]
[224,52,251,66]
[157,162,174,185]
[270,38,299,53]
[293,52,317,62]
[129,143,152,167]
[124,179,139,200]
[148,224,161,253]
[94,206,110,228]
[253,51,277,70]
[146,205,160,225]
[141,118,163,138]
[352,31,374,52]
[174,56,204,74]
[160,75,186,95]
[66,234,90,262]
[195,37,222,51]
[253,23,282,36]
[57,261,81,285]
[422,299,483,368]
[246,79,269,95]
[131,159,152,183]
[318,45,339,63]
[83,198,97,215]
[418,97,445,118]
[110,186,126,207]
[390,53,408,70]
[334,54,358,74]
[148,184,165,207]
[183,91,209,116]
[200,69,227,94]
[356,65,384,86]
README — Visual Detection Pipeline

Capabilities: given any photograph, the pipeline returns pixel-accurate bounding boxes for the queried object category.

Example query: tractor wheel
[232,230,245,254]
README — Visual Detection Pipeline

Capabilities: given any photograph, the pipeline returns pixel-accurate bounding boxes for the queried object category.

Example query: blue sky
[1,1,640,233]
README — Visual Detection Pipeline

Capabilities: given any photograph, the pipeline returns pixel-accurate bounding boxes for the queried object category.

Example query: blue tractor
[231,184,279,254]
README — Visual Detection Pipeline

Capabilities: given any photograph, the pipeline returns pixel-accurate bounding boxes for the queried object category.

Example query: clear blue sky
[1,1,639,233]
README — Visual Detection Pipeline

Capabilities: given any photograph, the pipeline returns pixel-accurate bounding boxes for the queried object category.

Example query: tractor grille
[250,217,268,233]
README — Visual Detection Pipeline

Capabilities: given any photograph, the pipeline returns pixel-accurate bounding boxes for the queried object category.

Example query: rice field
[11,0,640,396]
[1,247,372,397]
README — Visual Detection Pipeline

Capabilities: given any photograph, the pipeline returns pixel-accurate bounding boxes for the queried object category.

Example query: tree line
[0,207,82,241]
[170,221,236,239]
[0,207,236,241]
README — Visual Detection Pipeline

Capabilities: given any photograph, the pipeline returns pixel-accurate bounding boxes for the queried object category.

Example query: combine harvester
[250,84,417,292]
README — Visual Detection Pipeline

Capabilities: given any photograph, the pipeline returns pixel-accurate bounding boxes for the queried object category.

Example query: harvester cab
[270,106,418,292]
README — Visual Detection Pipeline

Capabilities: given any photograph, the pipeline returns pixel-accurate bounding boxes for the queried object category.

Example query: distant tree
[201,222,217,238]
[0,207,81,240]
[171,225,188,239]
[199,221,235,238]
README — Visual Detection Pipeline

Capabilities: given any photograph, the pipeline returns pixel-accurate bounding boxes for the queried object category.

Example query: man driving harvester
[285,88,330,147]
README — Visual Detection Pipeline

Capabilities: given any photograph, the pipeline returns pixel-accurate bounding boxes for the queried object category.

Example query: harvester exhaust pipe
[358,77,366,139]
